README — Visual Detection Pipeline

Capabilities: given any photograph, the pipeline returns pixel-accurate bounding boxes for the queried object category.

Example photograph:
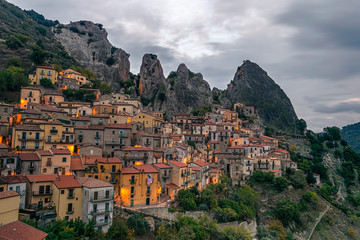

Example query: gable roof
[53,175,82,189]
[153,163,172,169]
[121,167,140,174]
[26,174,58,183]
[0,175,27,184]
[77,177,114,188]
[0,190,19,199]
[133,164,158,173]
[70,158,84,171]
[0,221,48,240]
[122,146,153,151]
[169,160,187,168]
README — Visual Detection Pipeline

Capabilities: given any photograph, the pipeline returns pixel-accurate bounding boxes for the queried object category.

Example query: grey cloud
[313,102,360,114]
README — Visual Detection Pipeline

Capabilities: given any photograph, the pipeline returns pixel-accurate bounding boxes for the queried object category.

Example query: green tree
[296,119,307,134]
[106,219,133,240]
[30,44,50,64]
[273,198,300,227]
[221,225,252,240]
[213,207,237,223]
[274,177,289,191]
[267,220,287,240]
[99,81,112,94]
[126,214,150,236]
[40,78,55,89]
[290,170,307,189]
[176,189,197,210]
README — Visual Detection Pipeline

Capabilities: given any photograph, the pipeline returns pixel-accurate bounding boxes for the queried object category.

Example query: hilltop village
[0,65,297,233]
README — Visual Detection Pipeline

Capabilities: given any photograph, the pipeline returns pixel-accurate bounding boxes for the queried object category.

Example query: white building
[77,177,114,232]
[0,175,27,209]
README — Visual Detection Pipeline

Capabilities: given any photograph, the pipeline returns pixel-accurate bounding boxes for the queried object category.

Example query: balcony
[95,218,112,226]
[18,136,41,141]
[146,191,151,196]
[124,155,148,161]
[78,135,83,139]
[66,209,74,214]
[90,208,112,215]
[68,194,75,199]
[162,175,170,180]
[50,129,58,134]
[119,132,128,138]
[245,162,252,166]
[129,179,136,184]
[90,194,114,202]
[33,191,52,196]
[95,135,101,139]
[181,172,190,177]
[105,141,125,146]
[28,165,36,170]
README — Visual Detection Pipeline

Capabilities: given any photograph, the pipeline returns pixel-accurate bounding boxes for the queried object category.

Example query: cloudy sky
[8,0,360,132]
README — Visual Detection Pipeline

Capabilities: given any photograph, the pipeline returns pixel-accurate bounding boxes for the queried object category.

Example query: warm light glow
[20,99,28,109]
[65,171,73,175]
[127,117,131,123]
[67,145,75,155]
[134,145,141,148]
[76,112,79,117]
[134,161,143,166]
[10,172,16,176]
[184,157,187,164]
[92,108,97,115]
[215,157,218,163]
[157,187,161,195]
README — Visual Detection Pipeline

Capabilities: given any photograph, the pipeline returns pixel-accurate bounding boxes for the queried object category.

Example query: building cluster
[0,65,297,232]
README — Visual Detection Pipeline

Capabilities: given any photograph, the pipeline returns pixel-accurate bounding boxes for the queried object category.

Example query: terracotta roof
[53,175,82,189]
[19,153,40,161]
[122,146,153,151]
[35,150,52,156]
[191,166,201,172]
[29,103,63,112]
[121,167,140,174]
[77,177,114,188]
[70,116,91,121]
[210,168,220,173]
[210,141,219,144]
[165,183,180,189]
[192,160,209,167]
[50,148,71,155]
[75,125,105,130]
[153,163,172,169]
[0,152,18,158]
[0,220,48,240]
[15,125,43,131]
[0,190,20,199]
[169,160,187,168]
[26,174,58,183]
[0,143,8,149]
[97,157,122,164]
[0,175,26,184]
[229,145,244,149]
[105,123,132,129]
[133,164,158,173]
[70,158,84,171]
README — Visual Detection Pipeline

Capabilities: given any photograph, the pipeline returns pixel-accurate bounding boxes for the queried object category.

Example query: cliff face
[54,21,130,89]
[225,60,298,131]
[139,54,213,115]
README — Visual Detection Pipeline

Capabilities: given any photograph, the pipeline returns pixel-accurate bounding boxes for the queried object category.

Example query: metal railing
[95,218,112,226]
[90,195,114,202]
[90,208,112,215]
[50,130,58,134]
[33,191,52,196]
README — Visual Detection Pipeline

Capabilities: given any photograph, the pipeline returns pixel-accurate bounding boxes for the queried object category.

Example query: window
[62,157,67,162]
[21,141,26,149]
[35,141,39,149]
[39,185,45,194]
[6,159,14,164]
[35,132,40,140]
[48,70,51,76]
[46,185,50,194]
[95,140,99,146]
[105,190,110,199]
[4,108,8,113]
[93,203,97,212]
[68,189,74,198]
[131,186,134,194]
[67,203,73,213]
[94,191,98,200]
[61,190,65,194]
[105,202,109,211]
[41,70,44,74]
[54,168,58,174]
[147,186,150,194]
[0,187,4,192]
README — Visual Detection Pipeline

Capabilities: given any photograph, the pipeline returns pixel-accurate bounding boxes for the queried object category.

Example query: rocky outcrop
[139,54,213,115]
[224,60,298,131]
[54,21,130,89]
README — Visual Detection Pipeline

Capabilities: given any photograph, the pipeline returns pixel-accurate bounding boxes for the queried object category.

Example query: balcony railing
[146,191,151,196]
[33,191,52,196]
[124,155,148,160]
[95,135,101,139]
[68,194,75,199]
[181,172,190,177]
[18,136,41,141]
[119,132,128,137]
[95,218,112,226]
[90,208,112,215]
[105,141,125,146]
[66,209,74,214]
[50,129,58,134]
[90,194,114,202]
[129,179,136,184]
[28,165,36,170]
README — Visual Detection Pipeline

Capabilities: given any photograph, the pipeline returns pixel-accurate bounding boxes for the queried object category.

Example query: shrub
[290,170,307,189]
[5,36,23,49]
[274,177,289,191]
[40,78,55,89]
[141,97,151,106]
[302,192,319,204]
[176,189,197,211]
[30,45,50,64]
[70,26,80,33]
[168,71,177,79]
[126,214,150,236]
[273,198,300,227]
[107,219,133,240]
[199,203,208,211]
[106,56,115,66]
[35,26,46,35]
[213,207,237,223]
[268,220,287,240]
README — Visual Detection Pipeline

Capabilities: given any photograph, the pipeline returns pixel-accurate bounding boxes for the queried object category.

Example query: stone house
[117,146,154,167]
[0,152,20,176]
[153,163,172,196]
[25,174,58,209]
[19,152,41,175]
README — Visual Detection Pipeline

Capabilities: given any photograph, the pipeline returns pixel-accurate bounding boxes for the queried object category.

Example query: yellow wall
[0,183,7,192]
[12,128,45,152]
[40,154,71,175]
[119,172,159,206]
[26,182,53,207]
[30,67,59,85]
[53,185,82,220]
[132,113,163,128]
[0,195,20,225]
[44,95,65,105]
[20,88,41,109]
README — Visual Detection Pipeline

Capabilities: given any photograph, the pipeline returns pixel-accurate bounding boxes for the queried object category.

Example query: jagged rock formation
[139,54,213,115]
[224,60,298,131]
[54,21,130,89]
